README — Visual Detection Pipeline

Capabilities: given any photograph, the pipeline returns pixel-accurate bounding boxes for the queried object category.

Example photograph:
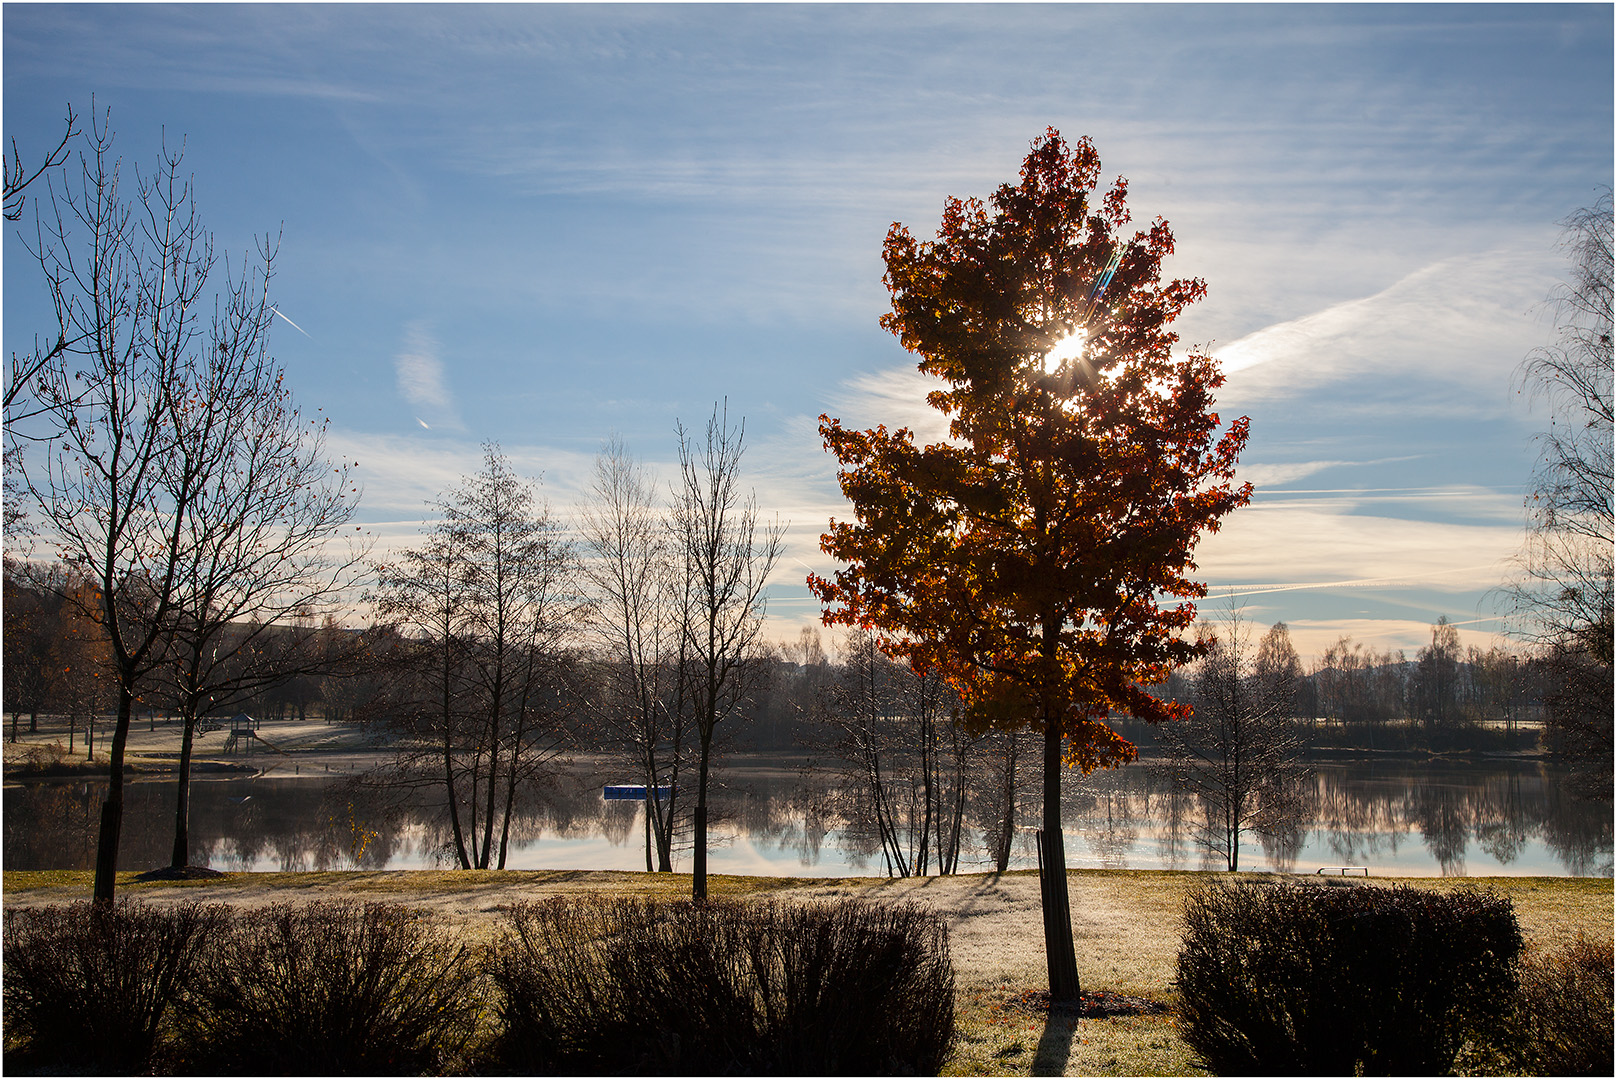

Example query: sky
[4,2,1612,665]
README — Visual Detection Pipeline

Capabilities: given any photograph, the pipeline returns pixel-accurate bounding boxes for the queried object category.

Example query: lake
[4,754,1610,879]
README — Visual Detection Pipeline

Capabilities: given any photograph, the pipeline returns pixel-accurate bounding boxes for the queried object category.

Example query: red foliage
[811,129,1251,772]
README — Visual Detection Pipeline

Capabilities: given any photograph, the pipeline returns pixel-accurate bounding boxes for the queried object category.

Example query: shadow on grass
[1032,1009,1079,1075]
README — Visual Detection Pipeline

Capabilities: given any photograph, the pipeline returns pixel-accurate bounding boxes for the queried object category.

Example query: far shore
[2,709,1553,784]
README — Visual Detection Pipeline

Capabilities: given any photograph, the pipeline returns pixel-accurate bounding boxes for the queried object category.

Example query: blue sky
[5,3,1612,663]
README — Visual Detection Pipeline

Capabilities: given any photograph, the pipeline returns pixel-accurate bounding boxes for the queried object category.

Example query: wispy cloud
[827,364,952,444]
[1213,247,1558,414]
[1197,503,1518,592]
[1238,456,1419,487]
[392,322,463,432]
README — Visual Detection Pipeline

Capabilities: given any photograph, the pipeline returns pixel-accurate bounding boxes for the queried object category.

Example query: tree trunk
[918,716,934,876]
[993,736,1017,872]
[656,814,673,872]
[693,800,708,900]
[497,722,522,870]
[1040,718,1081,1001]
[93,684,136,904]
[652,765,675,872]
[693,732,711,901]
[170,716,197,868]
[480,710,501,869]
[643,790,654,873]
[444,729,471,869]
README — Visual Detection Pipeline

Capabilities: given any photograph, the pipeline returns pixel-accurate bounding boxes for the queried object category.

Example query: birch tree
[578,436,689,872]
[672,404,783,901]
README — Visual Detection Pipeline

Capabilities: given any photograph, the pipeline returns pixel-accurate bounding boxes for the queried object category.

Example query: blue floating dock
[603,784,675,801]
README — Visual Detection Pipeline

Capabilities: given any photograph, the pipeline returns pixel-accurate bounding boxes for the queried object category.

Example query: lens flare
[1042,328,1086,374]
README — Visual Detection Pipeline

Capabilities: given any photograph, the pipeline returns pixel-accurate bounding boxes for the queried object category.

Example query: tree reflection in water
[4,756,1611,878]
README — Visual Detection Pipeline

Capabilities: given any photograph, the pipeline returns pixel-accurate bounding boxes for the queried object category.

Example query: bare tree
[671,403,783,901]
[16,119,245,902]
[1312,636,1408,726]
[1156,612,1309,872]
[150,266,368,870]
[1410,616,1463,729]
[820,629,971,877]
[372,446,579,869]
[577,436,690,872]
[1507,190,1613,792]
[916,662,973,875]
[372,532,477,865]
[824,630,912,875]
[5,103,87,441]
[452,446,580,869]
[4,102,77,222]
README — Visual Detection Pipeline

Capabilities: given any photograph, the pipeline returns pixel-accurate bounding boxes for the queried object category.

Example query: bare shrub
[18,740,68,772]
[2,899,227,1072]
[1175,880,1522,1075]
[1472,934,1614,1076]
[488,895,955,1075]
[180,900,480,1075]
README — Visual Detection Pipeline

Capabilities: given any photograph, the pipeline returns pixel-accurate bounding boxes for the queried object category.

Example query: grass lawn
[5,867,1610,1076]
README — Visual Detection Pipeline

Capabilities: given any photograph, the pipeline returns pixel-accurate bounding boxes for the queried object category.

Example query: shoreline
[4,735,1555,782]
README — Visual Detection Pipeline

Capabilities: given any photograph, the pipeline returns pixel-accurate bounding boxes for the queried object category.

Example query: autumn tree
[672,403,783,901]
[3,561,62,740]
[810,130,1250,999]
[54,571,115,759]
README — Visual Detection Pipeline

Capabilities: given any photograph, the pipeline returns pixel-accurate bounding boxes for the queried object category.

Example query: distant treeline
[4,565,1554,759]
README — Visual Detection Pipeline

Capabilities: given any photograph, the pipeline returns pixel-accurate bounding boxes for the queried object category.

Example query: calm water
[4,755,1610,878]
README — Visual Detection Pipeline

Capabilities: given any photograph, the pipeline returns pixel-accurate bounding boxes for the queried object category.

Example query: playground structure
[218,713,289,757]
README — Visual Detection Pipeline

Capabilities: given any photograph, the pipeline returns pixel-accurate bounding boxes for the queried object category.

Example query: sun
[1042,328,1086,375]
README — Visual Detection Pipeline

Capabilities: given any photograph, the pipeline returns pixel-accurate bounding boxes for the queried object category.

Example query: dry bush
[488,895,955,1075]
[1176,880,1522,1075]
[179,900,480,1075]
[2,899,227,1073]
[1469,934,1614,1076]
[17,741,68,771]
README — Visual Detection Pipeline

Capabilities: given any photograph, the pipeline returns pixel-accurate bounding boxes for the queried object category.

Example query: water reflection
[4,756,1610,878]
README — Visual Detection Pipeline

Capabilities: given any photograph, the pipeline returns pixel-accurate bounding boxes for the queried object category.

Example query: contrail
[1207,563,1503,599]
[270,306,312,338]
